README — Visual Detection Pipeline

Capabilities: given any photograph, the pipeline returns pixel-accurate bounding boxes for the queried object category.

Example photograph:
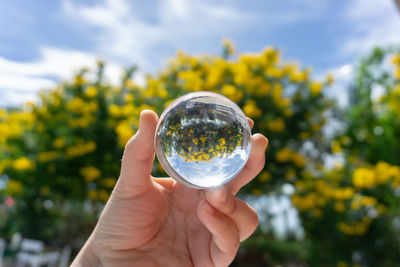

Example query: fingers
[247,117,254,129]
[206,187,258,241]
[197,200,240,267]
[116,110,159,198]
[228,133,268,195]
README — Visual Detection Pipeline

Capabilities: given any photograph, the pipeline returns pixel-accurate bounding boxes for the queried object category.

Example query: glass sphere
[154,92,251,189]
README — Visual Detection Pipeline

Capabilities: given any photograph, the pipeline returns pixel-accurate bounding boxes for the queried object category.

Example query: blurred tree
[3,41,400,266]
[292,47,400,266]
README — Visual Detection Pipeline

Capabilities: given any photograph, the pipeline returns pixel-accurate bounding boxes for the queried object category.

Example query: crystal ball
[154,92,252,189]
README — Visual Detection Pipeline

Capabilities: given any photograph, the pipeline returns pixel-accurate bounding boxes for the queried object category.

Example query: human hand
[71,110,268,267]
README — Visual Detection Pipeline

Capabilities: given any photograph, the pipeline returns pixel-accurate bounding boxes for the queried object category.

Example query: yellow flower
[340,135,351,146]
[222,38,235,56]
[109,105,122,117]
[374,161,399,184]
[251,189,263,196]
[205,60,226,89]
[337,261,348,267]
[267,117,285,132]
[265,67,283,79]
[291,193,317,210]
[178,70,203,91]
[326,73,334,85]
[257,83,271,96]
[74,75,87,86]
[392,53,400,65]
[116,121,135,147]
[331,140,342,153]
[121,105,137,116]
[243,100,262,118]
[158,87,169,98]
[221,84,243,103]
[283,108,294,117]
[0,109,7,120]
[276,148,292,162]
[361,196,377,206]
[299,132,311,140]
[262,47,280,64]
[290,71,307,83]
[258,171,271,182]
[124,93,134,102]
[334,201,346,212]
[6,180,23,194]
[292,153,306,167]
[285,169,296,180]
[37,151,60,163]
[68,115,95,128]
[97,189,110,202]
[66,141,97,158]
[275,97,290,109]
[66,98,86,113]
[240,53,262,67]
[301,170,313,179]
[350,196,362,210]
[352,168,376,188]
[85,86,98,98]
[13,157,35,171]
[164,99,174,108]
[310,82,323,96]
[394,68,400,80]
[310,123,321,132]
[88,190,97,200]
[80,166,101,183]
[53,137,66,149]
[333,187,354,200]
[101,178,117,188]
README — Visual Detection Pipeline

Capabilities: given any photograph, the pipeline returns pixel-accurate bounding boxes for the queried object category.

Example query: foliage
[291,47,400,266]
[2,40,400,266]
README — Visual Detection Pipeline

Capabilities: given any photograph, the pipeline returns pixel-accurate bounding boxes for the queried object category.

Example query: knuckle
[224,196,236,215]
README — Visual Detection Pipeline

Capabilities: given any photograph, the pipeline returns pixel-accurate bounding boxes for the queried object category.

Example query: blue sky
[1,0,400,106]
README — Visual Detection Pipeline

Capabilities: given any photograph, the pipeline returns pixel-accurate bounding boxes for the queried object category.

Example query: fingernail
[138,111,144,130]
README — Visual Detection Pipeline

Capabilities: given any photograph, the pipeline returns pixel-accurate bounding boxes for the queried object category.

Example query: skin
[71,110,268,267]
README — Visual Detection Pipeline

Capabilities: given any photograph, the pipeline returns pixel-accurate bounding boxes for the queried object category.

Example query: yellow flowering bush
[2,41,399,265]
[0,41,334,255]
[289,48,400,265]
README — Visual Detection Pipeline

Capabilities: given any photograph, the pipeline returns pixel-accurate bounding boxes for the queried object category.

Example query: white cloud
[320,0,399,109]
[342,0,400,56]
[0,47,123,107]
[0,48,96,78]
[61,0,256,71]
[61,0,330,73]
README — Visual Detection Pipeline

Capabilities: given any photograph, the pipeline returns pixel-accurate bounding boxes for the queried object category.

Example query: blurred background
[1,0,400,266]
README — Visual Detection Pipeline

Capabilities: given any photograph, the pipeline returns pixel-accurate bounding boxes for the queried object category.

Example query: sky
[1,0,400,106]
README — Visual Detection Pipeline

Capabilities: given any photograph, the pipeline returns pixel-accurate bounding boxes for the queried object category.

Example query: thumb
[116,110,159,197]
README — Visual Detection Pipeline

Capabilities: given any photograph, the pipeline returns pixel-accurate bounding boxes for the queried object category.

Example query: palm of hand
[94,180,213,266]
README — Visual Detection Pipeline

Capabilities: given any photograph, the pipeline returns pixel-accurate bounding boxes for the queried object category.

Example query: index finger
[228,133,268,195]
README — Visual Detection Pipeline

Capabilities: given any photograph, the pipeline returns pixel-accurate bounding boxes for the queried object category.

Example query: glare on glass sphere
[154,92,251,189]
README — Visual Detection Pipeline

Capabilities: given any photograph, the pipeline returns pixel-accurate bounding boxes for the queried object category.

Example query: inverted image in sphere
[155,92,251,188]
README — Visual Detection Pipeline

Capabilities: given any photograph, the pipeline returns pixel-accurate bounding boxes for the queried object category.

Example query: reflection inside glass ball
[155,92,251,188]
